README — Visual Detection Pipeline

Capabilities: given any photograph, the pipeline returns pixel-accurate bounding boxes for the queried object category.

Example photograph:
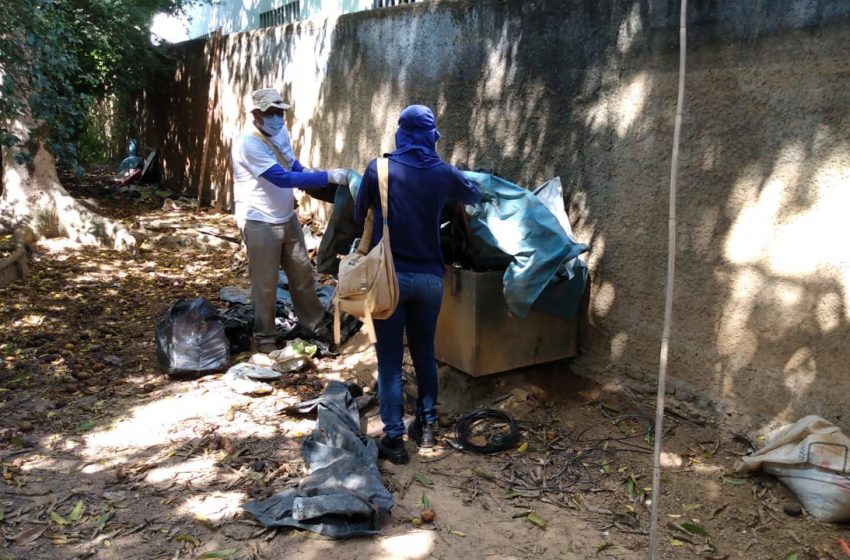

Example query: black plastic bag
[221,304,254,353]
[155,297,230,377]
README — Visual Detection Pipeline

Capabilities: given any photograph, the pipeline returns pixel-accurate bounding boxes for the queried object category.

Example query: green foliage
[0,0,203,168]
[77,117,111,165]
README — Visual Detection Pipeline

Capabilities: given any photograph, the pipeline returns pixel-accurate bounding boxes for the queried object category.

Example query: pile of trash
[223,339,317,395]
[113,139,158,187]
[154,279,359,378]
[218,271,359,355]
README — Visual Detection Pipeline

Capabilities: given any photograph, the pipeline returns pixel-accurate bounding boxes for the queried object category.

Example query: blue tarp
[461,172,588,319]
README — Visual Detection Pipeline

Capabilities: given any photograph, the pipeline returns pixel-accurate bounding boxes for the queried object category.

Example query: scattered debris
[737,416,850,522]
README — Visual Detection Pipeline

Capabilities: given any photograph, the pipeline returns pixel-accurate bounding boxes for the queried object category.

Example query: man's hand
[327,168,349,185]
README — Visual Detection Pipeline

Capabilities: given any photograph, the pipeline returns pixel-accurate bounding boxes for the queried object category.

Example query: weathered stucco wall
[142,0,850,430]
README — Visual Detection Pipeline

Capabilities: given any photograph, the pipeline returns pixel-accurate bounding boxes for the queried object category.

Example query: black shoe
[411,418,438,449]
[376,436,409,465]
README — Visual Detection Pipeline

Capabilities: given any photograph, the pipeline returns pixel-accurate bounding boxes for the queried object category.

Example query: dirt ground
[1,173,849,560]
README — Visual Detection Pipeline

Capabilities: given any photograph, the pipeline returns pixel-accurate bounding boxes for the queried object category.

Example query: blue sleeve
[354,160,378,226]
[260,163,329,190]
[450,166,481,204]
[291,159,305,173]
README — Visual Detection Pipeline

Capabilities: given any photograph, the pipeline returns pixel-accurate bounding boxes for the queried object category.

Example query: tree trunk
[0,119,137,252]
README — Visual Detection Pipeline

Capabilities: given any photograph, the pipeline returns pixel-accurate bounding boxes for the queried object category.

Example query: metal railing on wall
[260,1,302,27]
[373,0,418,8]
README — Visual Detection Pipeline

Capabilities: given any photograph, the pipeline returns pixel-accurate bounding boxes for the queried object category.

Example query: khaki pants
[240,216,325,345]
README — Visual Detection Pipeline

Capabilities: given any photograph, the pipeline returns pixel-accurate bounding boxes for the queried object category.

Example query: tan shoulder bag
[333,158,399,344]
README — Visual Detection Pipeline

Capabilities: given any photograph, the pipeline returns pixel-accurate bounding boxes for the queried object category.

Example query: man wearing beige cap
[231,88,348,353]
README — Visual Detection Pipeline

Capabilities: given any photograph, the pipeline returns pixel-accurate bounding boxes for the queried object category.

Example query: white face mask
[261,114,284,136]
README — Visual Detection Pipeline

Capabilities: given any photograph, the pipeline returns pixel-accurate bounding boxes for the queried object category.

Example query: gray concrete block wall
[142,0,850,430]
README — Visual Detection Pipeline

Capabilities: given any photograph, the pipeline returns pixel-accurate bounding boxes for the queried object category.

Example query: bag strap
[377,157,390,220]
[333,293,341,345]
[362,304,376,344]
[332,293,378,345]
[356,157,390,255]
[250,129,293,170]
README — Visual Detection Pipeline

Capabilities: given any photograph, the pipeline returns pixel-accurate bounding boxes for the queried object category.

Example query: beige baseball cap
[250,88,291,112]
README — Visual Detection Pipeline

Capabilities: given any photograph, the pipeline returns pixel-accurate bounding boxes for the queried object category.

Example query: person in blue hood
[355,104,481,464]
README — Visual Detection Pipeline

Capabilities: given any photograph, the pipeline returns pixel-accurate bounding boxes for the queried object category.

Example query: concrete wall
[141,0,850,431]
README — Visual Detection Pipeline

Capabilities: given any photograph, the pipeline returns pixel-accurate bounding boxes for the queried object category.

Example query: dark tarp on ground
[316,171,589,319]
[242,381,393,538]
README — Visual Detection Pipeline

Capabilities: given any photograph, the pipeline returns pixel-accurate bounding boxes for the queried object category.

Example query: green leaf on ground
[414,473,434,488]
[76,420,96,433]
[721,476,748,486]
[200,550,237,559]
[681,521,709,537]
[94,513,110,531]
[420,493,431,510]
[473,469,494,481]
[175,534,201,546]
[67,500,85,522]
[449,529,466,537]
[526,511,547,529]
[625,474,642,500]
[50,510,69,525]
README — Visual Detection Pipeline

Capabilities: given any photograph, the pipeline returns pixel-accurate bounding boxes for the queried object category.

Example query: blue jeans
[374,271,444,438]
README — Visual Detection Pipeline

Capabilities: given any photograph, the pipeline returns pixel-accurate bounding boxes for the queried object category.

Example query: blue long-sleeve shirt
[355,158,480,277]
[259,161,329,190]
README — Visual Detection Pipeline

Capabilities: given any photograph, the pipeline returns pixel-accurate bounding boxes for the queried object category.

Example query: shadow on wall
[565,2,850,430]
[140,0,850,431]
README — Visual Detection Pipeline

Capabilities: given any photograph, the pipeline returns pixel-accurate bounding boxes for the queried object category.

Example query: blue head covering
[385,105,443,169]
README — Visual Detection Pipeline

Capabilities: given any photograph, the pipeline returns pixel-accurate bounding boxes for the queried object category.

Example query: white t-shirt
[232,128,296,224]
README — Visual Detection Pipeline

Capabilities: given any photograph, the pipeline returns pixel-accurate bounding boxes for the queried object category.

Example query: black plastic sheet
[242,381,393,538]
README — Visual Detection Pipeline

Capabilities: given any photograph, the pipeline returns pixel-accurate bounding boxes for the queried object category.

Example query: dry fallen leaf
[14,526,47,545]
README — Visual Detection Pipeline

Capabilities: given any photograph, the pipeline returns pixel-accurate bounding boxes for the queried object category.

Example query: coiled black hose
[455,409,521,454]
